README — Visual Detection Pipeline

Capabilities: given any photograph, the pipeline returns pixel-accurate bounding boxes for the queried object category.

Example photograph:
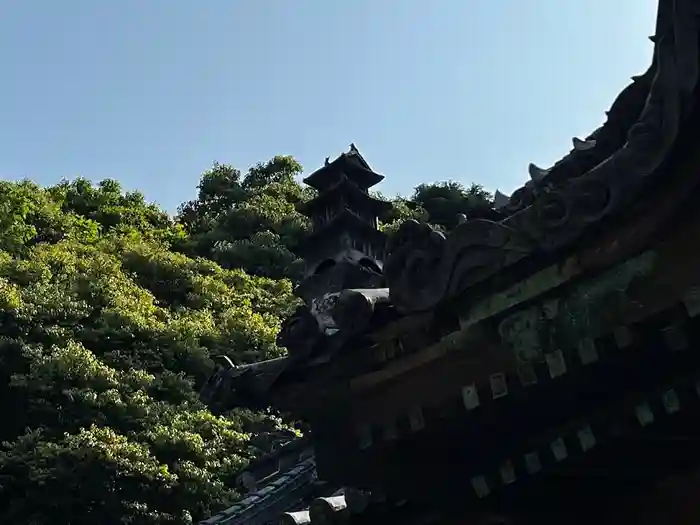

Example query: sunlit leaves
[0,176,296,524]
[0,426,183,525]
[177,157,309,280]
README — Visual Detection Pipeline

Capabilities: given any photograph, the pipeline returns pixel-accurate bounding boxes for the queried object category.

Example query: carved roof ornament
[385,219,534,314]
[572,137,597,151]
[331,287,391,337]
[493,190,511,210]
[199,356,289,413]
[527,163,549,184]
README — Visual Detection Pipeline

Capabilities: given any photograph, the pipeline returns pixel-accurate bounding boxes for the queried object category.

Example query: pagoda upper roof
[294,208,387,259]
[303,145,384,192]
[296,175,393,218]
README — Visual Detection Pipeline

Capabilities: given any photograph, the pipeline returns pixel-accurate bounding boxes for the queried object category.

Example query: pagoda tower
[293,144,392,303]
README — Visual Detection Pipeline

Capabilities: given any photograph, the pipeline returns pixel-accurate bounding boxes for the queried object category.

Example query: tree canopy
[0,158,491,524]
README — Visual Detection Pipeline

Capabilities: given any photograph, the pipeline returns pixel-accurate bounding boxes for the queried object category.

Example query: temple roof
[200,0,699,438]
[303,145,384,192]
[199,1,700,523]
[200,467,428,525]
[296,175,393,218]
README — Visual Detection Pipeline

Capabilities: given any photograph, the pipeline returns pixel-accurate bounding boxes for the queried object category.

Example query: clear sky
[0,0,657,213]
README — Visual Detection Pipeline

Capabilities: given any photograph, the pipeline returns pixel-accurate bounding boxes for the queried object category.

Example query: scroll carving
[385,219,534,314]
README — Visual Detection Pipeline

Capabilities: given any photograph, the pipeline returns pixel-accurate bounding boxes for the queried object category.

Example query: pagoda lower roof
[296,176,393,218]
[294,209,387,259]
[303,153,384,192]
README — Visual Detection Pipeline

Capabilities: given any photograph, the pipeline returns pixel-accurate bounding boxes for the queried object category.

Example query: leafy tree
[0,157,492,524]
[178,163,247,236]
[374,193,428,236]
[0,176,297,524]
[178,157,310,281]
[411,181,493,230]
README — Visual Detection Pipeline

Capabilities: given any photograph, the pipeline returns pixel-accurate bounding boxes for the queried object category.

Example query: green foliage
[0,155,492,524]
[374,194,428,236]
[178,158,310,280]
[412,181,493,230]
[0,175,297,524]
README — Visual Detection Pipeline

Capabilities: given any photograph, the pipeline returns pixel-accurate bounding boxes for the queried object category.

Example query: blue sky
[0,0,656,213]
